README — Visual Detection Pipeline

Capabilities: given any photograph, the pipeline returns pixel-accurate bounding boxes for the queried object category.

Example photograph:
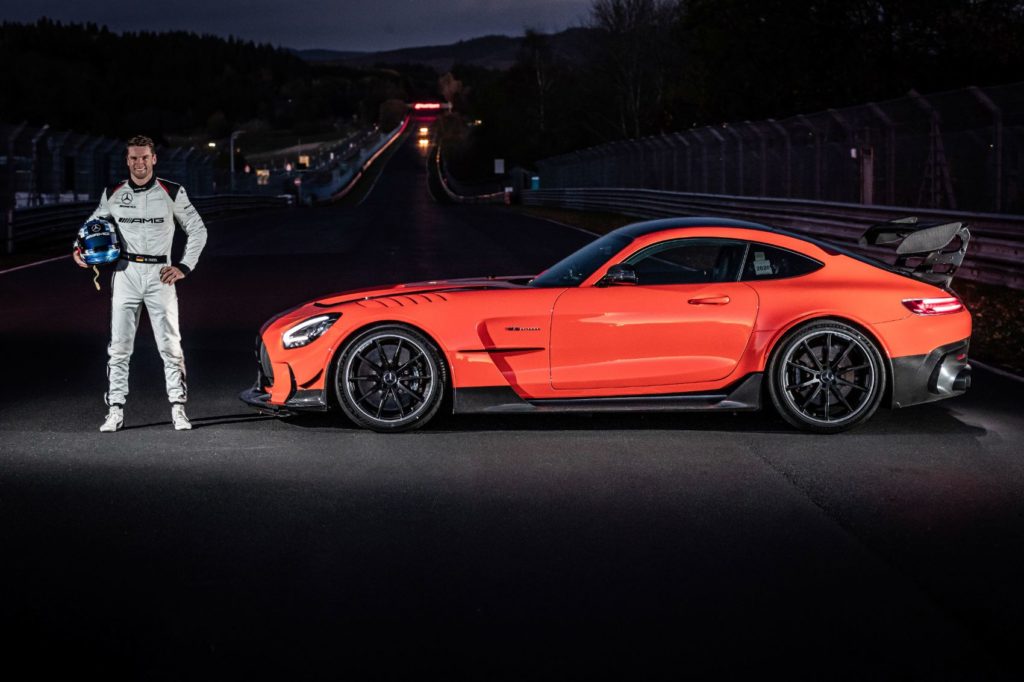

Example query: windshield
[530,232,633,287]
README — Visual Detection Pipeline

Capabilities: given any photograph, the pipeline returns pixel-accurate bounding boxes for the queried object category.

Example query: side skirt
[454,373,762,414]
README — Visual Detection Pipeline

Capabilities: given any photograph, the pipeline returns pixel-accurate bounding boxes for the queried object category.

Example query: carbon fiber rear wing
[858,217,970,288]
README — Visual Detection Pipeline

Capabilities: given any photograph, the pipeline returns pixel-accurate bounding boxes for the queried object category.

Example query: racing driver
[73,135,208,432]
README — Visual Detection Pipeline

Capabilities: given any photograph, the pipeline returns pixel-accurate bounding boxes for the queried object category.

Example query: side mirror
[598,264,638,286]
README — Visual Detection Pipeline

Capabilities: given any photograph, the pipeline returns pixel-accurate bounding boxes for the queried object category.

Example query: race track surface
[2,121,1023,680]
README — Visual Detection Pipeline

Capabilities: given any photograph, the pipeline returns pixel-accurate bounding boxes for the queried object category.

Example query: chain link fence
[1,124,217,209]
[537,82,1024,215]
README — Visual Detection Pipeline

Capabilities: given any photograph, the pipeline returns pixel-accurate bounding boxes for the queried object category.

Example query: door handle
[688,296,730,305]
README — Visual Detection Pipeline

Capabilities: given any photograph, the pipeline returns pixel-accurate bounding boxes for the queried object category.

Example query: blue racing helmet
[76,217,121,266]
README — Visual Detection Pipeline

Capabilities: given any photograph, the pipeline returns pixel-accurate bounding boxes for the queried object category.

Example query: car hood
[259,276,537,336]
[311,275,534,307]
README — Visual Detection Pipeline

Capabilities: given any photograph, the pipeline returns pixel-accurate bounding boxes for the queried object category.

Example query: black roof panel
[613,216,898,274]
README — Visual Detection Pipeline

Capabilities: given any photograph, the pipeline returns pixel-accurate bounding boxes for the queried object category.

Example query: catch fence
[537,82,1024,216]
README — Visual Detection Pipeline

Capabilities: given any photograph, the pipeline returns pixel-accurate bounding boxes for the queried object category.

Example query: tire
[766,320,886,434]
[334,325,448,433]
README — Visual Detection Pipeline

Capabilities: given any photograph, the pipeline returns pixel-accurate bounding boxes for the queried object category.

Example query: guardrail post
[867,103,896,205]
[2,198,11,255]
[641,137,660,189]
[970,86,1003,212]
[195,150,215,194]
[47,131,71,202]
[662,137,675,191]
[4,123,25,254]
[744,122,767,196]
[858,139,875,206]
[632,141,643,188]
[108,139,122,189]
[3,206,11,255]
[796,115,822,200]
[909,89,956,210]
[582,149,594,188]
[828,108,859,204]
[180,147,196,189]
[705,127,727,194]
[162,147,184,185]
[229,130,244,193]
[671,133,689,192]
[77,136,103,200]
[684,132,696,191]
[725,125,744,196]
[68,135,90,200]
[691,129,711,193]
[617,142,629,187]
[767,119,792,198]
[29,125,50,207]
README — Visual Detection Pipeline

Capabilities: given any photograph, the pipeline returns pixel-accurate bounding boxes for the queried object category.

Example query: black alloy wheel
[767,320,886,434]
[335,325,448,432]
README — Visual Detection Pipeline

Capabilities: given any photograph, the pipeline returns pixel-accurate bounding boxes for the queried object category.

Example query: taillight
[902,297,964,315]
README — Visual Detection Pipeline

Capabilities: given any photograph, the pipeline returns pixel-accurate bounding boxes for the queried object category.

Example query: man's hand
[160,265,186,285]
[72,247,88,268]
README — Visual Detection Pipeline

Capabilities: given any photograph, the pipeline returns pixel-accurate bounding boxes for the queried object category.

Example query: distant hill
[299,28,596,72]
[294,48,367,62]
[0,19,419,138]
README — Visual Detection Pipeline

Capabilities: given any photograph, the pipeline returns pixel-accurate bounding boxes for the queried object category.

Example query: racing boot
[99,405,124,433]
[171,403,192,431]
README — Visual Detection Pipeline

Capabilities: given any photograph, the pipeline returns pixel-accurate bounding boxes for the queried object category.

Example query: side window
[625,239,748,285]
[740,244,823,281]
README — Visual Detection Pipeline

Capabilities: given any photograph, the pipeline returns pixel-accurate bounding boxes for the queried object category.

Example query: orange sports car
[241,217,972,433]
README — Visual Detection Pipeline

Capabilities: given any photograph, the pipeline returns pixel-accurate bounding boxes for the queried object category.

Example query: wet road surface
[2,120,1023,680]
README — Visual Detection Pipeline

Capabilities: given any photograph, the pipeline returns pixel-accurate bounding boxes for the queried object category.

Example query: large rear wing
[858,217,970,288]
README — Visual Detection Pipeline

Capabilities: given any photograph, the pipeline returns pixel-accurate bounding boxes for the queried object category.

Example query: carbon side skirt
[454,373,763,414]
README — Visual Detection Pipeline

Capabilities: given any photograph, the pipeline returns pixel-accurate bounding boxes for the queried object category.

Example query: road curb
[0,253,70,275]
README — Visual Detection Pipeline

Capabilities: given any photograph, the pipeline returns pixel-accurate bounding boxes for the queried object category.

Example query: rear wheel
[334,325,448,432]
[767,320,885,434]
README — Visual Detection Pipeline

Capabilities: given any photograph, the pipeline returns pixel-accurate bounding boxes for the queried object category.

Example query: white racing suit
[88,176,207,406]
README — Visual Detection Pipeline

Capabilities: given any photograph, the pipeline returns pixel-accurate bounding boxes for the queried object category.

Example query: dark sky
[0,0,592,52]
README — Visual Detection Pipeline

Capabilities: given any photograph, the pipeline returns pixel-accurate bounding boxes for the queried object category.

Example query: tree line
[0,19,431,144]
[443,0,1024,176]
[4,3,1021,174]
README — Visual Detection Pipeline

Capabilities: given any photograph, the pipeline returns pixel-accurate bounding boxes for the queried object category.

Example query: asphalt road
[2,120,1023,680]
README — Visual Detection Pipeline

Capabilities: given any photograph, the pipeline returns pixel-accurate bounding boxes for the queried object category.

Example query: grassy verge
[953,280,1024,375]
[517,205,1024,376]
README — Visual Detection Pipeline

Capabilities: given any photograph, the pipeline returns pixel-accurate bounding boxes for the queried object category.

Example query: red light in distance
[413,102,442,110]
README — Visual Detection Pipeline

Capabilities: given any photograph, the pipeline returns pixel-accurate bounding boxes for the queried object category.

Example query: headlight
[282,313,341,349]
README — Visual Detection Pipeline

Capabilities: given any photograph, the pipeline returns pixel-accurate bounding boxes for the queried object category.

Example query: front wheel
[767,321,886,434]
[334,325,448,432]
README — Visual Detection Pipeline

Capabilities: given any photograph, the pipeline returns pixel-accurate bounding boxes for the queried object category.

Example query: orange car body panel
[550,282,759,389]
[255,223,971,407]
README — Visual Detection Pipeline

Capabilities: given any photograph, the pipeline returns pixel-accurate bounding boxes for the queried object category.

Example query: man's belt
[121,252,167,264]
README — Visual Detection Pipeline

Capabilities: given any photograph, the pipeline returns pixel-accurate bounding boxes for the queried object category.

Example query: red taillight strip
[902,297,964,315]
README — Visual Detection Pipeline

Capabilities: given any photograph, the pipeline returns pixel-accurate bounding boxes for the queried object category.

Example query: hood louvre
[354,293,450,309]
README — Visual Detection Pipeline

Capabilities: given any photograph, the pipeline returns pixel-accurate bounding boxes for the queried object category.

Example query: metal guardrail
[323,117,410,204]
[434,147,505,204]
[522,188,1024,290]
[5,194,293,254]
